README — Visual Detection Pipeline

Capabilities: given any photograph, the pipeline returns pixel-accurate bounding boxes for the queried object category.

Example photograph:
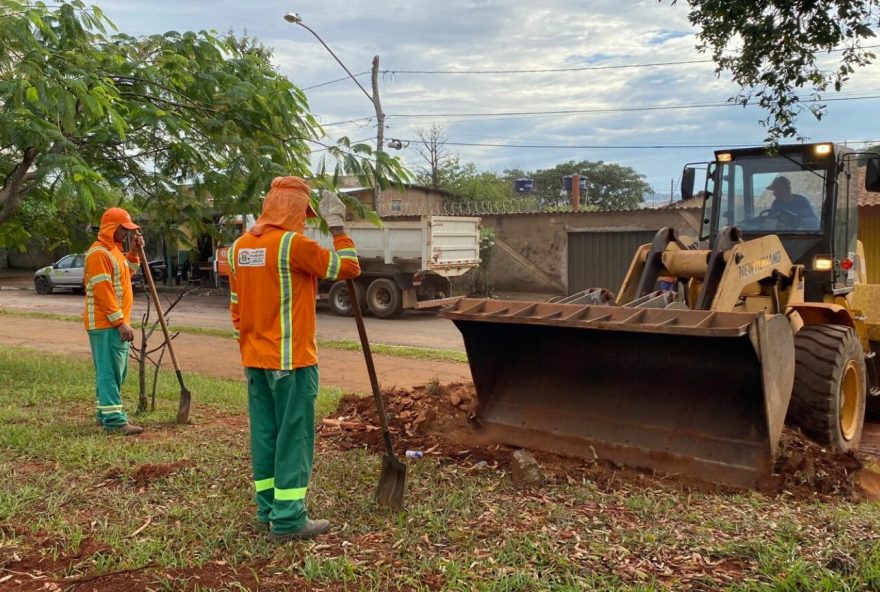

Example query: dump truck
[218,215,481,318]
[441,142,880,488]
[305,216,481,318]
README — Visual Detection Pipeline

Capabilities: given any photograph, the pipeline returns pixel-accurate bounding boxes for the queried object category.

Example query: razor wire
[375,198,585,217]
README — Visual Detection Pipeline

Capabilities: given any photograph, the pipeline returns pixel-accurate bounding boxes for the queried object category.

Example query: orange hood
[250,176,317,236]
[98,207,139,249]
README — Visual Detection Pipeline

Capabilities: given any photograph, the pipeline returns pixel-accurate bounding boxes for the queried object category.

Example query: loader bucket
[440,298,795,489]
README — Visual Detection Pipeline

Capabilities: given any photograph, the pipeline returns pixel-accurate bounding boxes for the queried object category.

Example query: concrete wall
[479,208,703,294]
[353,186,447,217]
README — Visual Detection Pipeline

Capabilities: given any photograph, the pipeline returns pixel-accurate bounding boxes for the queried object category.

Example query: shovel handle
[347,280,395,448]
[136,240,182,376]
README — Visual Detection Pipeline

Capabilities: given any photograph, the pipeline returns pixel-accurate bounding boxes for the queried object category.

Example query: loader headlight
[717,153,733,162]
[814,143,833,157]
[813,256,834,271]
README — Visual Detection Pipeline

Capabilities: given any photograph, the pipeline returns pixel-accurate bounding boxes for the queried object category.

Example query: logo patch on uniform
[238,248,267,267]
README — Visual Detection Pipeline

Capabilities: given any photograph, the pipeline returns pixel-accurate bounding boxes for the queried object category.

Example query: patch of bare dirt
[320,381,877,500]
[9,460,57,477]
[131,461,189,485]
[0,315,471,394]
[0,532,111,591]
[101,461,189,488]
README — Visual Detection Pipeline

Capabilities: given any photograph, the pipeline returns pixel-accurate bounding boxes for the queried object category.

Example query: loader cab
[696,143,859,300]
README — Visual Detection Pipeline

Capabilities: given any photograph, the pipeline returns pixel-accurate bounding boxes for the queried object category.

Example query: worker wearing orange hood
[227,176,360,542]
[83,207,145,435]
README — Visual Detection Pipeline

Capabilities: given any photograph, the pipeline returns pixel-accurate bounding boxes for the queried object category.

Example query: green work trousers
[88,328,130,429]
[247,365,318,534]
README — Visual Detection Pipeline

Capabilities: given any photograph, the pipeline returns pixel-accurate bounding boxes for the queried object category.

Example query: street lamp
[283,12,385,210]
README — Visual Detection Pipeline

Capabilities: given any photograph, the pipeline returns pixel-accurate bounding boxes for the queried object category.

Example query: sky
[96,0,880,202]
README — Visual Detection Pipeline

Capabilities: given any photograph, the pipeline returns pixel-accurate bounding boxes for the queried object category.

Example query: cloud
[95,0,880,191]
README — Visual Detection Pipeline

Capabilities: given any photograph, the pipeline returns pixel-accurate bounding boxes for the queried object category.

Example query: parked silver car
[34,254,85,294]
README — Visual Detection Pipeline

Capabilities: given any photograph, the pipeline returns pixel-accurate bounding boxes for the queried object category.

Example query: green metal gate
[567,229,657,295]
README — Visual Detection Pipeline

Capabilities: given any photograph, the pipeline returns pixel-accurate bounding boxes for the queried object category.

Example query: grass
[0,307,468,364]
[2,346,880,591]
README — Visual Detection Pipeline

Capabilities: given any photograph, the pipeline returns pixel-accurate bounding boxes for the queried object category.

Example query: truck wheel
[366,278,403,318]
[787,324,866,453]
[328,281,365,317]
[35,276,53,295]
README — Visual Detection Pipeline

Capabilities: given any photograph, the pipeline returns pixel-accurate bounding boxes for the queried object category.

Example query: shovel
[346,279,406,510]
[136,238,192,424]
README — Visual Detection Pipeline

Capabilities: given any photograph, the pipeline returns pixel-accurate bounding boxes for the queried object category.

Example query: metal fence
[376,198,589,217]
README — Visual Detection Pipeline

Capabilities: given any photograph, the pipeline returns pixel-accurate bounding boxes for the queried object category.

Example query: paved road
[0,285,467,351]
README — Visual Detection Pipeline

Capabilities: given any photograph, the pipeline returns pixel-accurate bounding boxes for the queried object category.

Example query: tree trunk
[0,147,38,225]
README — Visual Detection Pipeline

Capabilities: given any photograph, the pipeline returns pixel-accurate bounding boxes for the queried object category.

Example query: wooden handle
[136,242,182,374]
[347,280,394,440]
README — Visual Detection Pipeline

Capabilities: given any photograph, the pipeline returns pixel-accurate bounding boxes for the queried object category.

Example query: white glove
[319,190,346,228]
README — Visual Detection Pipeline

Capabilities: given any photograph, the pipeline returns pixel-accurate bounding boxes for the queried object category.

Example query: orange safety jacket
[227,229,360,370]
[83,221,139,331]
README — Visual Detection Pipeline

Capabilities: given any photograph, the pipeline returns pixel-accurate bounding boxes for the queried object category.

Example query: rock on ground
[510,449,544,489]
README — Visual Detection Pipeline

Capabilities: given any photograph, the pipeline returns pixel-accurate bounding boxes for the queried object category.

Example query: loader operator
[766,175,819,230]
[227,177,360,542]
[83,207,144,436]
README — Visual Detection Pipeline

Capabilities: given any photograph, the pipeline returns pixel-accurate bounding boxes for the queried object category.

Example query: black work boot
[269,519,331,543]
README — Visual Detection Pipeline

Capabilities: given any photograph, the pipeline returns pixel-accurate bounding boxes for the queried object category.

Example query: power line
[386,93,880,119]
[302,71,370,91]
[383,59,713,75]
[391,138,880,151]
[300,44,880,90]
[320,117,375,127]
[380,44,880,76]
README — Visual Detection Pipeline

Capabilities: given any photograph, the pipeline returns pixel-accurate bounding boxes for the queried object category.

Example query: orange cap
[101,207,139,230]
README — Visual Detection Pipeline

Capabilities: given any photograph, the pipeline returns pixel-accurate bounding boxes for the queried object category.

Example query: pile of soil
[320,382,510,466]
[320,382,874,499]
[771,430,864,498]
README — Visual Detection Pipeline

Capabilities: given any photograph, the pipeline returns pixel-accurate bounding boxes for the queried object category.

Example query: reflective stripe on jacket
[83,244,138,330]
[228,229,360,369]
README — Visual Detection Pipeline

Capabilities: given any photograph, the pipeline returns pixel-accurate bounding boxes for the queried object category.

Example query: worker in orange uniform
[83,207,144,435]
[227,177,360,542]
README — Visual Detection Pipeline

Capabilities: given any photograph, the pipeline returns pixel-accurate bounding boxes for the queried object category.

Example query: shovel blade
[375,455,407,511]
[176,387,192,424]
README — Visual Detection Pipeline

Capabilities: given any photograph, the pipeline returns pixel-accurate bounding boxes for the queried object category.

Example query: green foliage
[431,157,650,211]
[431,156,513,203]
[0,0,409,250]
[469,227,496,296]
[675,0,878,140]
[525,160,652,210]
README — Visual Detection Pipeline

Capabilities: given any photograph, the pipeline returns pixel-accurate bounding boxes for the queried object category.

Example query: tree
[435,157,513,203]
[412,124,452,190]
[674,0,878,140]
[531,160,652,210]
[0,1,407,250]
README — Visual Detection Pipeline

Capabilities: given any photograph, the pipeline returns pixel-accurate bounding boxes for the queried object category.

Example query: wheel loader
[440,142,880,488]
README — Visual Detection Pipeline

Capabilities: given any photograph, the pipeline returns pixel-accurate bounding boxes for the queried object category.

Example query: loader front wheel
[787,324,866,453]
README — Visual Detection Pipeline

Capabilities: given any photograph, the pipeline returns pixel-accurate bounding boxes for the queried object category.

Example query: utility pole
[371,55,384,212]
